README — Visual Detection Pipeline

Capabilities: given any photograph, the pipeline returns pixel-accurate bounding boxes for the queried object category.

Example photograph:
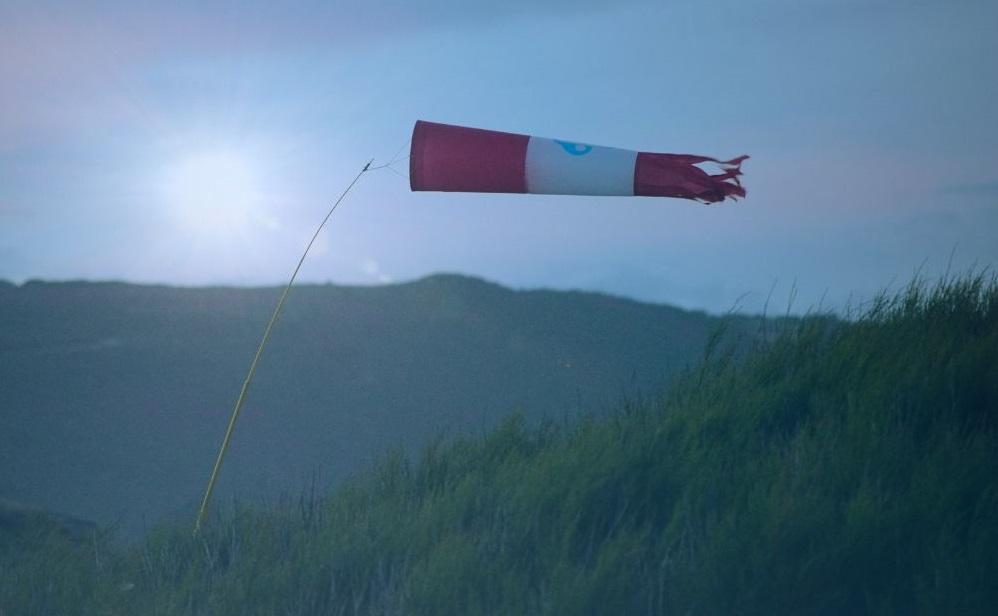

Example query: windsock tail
[634,153,749,204]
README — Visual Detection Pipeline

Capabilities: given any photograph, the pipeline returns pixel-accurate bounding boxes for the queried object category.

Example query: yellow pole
[194,160,373,535]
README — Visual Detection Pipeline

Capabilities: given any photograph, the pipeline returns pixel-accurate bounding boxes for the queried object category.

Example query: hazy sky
[2,0,996,313]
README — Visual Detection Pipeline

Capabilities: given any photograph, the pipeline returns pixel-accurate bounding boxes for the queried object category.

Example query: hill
[2,276,994,614]
[0,274,763,534]
[0,500,95,547]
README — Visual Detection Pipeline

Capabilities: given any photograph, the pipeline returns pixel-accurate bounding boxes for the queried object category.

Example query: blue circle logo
[554,140,593,156]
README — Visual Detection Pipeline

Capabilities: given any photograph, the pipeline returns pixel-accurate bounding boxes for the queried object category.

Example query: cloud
[1,0,630,77]
[0,201,28,218]
[939,181,998,196]
[0,1,638,146]
[360,257,393,284]
[0,244,23,282]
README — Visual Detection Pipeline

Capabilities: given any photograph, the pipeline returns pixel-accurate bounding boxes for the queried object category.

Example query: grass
[2,274,996,615]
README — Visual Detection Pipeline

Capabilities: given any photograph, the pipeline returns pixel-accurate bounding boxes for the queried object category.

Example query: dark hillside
[0,500,95,547]
[0,274,758,534]
[3,276,994,614]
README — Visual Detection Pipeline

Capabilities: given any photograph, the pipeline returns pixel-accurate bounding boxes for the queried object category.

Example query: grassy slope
[3,277,996,615]
[0,274,743,535]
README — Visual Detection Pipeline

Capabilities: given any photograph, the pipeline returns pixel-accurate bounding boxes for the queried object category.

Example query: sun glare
[162,149,277,242]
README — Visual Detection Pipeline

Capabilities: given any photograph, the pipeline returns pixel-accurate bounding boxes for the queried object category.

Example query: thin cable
[385,166,409,181]
[387,137,411,167]
[194,158,373,535]
[368,152,410,172]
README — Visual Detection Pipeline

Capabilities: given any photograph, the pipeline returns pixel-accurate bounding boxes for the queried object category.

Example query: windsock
[409,120,747,204]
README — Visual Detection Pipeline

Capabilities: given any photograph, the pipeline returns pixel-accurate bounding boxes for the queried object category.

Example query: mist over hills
[0,274,765,534]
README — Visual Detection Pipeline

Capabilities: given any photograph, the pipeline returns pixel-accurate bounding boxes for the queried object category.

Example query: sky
[1,0,996,314]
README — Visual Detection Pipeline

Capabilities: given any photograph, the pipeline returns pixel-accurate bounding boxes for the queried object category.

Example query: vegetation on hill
[2,276,996,615]
[0,274,755,536]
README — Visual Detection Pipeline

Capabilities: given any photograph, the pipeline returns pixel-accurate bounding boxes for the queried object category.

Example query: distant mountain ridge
[0,274,766,534]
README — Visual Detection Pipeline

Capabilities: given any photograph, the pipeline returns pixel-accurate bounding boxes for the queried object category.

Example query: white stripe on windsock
[524,137,637,196]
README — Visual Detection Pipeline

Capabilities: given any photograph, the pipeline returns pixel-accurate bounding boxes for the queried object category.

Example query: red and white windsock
[409,120,747,204]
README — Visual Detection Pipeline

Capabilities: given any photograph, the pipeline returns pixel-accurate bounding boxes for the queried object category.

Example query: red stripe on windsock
[410,120,529,193]
[634,153,748,203]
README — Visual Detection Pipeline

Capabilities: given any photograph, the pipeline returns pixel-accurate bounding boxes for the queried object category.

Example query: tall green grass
[3,275,996,615]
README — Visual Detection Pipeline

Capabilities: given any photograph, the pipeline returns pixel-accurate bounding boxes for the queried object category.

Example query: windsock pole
[193,159,373,535]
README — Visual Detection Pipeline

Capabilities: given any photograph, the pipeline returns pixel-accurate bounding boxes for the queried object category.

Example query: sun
[161,149,277,242]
